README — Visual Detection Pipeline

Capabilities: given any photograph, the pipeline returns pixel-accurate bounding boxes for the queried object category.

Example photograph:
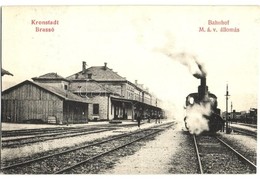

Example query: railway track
[2,123,138,137]
[1,122,174,174]
[2,123,140,148]
[2,126,88,137]
[193,135,256,174]
[2,128,114,148]
[2,127,102,141]
[231,127,257,138]
[235,123,257,129]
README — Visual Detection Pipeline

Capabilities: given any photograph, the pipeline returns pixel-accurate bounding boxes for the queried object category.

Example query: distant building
[1,62,164,124]
[222,108,257,124]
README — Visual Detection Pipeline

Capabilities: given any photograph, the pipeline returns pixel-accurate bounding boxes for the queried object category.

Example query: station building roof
[32,72,69,82]
[66,65,127,82]
[70,80,121,96]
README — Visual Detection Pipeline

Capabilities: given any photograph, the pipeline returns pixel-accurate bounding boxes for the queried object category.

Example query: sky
[2,6,260,118]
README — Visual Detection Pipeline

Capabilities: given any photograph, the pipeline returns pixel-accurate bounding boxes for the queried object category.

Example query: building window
[64,85,68,90]
[93,104,99,115]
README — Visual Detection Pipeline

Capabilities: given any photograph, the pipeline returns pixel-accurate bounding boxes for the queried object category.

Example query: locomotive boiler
[184,77,224,134]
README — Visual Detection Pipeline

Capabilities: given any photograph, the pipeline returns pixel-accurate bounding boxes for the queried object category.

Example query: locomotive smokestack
[198,77,208,101]
[201,77,206,88]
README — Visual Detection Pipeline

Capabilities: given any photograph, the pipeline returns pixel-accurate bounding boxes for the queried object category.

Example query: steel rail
[54,127,167,174]
[216,137,257,170]
[2,128,110,142]
[1,122,173,172]
[192,135,203,174]
[2,127,104,138]
[2,127,78,135]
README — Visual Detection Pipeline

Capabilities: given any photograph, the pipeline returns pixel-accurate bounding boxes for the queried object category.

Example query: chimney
[104,62,107,70]
[198,77,208,101]
[82,61,86,72]
[135,80,138,85]
[87,73,92,79]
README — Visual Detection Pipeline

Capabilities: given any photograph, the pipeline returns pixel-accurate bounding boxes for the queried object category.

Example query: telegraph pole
[225,84,230,133]
[231,101,233,124]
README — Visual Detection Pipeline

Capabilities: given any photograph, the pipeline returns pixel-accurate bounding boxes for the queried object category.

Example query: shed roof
[2,80,89,104]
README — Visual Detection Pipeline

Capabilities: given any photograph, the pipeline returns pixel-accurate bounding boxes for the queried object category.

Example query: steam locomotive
[184,77,224,134]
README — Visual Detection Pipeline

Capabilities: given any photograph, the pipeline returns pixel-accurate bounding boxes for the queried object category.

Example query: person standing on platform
[137,115,141,128]
[158,114,161,123]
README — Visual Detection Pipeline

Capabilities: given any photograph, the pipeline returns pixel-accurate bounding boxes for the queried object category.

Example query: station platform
[1,119,172,131]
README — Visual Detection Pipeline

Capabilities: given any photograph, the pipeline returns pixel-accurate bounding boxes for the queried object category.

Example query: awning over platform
[111,97,133,104]
[111,96,162,110]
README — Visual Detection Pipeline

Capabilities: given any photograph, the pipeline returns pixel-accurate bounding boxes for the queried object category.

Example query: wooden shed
[1,80,89,124]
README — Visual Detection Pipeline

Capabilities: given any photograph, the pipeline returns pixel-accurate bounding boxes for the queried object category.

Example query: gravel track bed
[217,133,257,165]
[197,135,255,174]
[1,129,161,174]
[62,131,161,174]
[168,131,198,174]
[103,124,198,174]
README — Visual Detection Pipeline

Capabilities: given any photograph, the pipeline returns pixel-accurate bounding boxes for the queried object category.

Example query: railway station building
[66,62,163,121]
[1,62,164,124]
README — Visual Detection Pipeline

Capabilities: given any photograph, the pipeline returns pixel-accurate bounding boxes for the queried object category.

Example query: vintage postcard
[1,6,259,175]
